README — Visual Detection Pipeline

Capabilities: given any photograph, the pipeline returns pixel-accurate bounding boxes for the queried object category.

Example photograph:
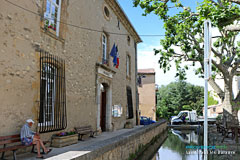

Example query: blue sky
[118,0,204,87]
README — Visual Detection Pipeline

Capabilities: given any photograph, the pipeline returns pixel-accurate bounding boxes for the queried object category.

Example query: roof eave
[106,0,142,43]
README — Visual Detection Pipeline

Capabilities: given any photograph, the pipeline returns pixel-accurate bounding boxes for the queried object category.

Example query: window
[104,6,110,18]
[39,51,66,133]
[137,76,142,87]
[103,5,110,20]
[40,63,56,125]
[44,0,62,36]
[126,55,131,78]
[117,19,120,30]
[127,36,130,46]
[213,107,216,112]
[127,87,134,119]
[102,33,108,64]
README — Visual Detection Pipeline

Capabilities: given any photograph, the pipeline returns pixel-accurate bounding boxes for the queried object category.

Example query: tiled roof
[138,68,155,74]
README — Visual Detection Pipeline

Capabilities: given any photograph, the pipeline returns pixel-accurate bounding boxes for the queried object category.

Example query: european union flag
[110,43,116,57]
[110,43,119,68]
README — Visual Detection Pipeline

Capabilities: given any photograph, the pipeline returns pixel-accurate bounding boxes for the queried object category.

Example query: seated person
[181,114,186,124]
[21,119,52,159]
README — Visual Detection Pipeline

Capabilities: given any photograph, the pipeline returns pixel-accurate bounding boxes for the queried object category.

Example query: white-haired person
[20,119,52,159]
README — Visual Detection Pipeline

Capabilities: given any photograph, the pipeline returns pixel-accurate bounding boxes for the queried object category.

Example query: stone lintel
[96,63,116,79]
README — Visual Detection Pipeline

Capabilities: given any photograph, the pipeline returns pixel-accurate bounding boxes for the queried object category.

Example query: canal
[138,129,203,160]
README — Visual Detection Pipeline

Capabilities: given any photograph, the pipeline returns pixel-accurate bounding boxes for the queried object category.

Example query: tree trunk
[220,76,234,134]
[222,76,233,116]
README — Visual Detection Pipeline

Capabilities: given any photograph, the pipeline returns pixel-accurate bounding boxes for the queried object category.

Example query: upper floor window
[213,107,216,112]
[104,6,110,18]
[117,19,120,30]
[102,33,108,64]
[126,55,131,78]
[127,36,131,46]
[103,5,110,20]
[44,0,62,36]
[137,76,142,87]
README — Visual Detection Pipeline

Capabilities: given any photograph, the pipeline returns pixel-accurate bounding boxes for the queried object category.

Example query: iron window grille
[127,87,134,119]
[39,51,67,133]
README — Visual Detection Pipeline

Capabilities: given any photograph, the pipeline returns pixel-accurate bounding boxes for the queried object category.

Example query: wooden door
[100,90,107,131]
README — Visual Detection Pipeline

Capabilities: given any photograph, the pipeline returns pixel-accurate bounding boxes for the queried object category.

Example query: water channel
[138,129,204,160]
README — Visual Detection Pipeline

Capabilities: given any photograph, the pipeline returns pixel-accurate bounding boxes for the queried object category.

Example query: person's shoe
[45,148,52,154]
[36,155,44,159]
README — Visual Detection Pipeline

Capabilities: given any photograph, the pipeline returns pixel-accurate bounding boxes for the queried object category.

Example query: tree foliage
[133,0,240,114]
[156,81,204,120]
[208,92,219,106]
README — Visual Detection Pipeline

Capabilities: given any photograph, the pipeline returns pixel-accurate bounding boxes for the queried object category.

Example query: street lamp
[204,19,212,160]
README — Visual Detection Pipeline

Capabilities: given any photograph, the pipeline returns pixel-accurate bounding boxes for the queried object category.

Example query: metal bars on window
[39,51,67,133]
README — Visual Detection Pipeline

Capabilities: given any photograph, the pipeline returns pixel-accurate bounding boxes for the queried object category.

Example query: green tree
[156,81,204,120]
[133,0,240,115]
[208,92,219,106]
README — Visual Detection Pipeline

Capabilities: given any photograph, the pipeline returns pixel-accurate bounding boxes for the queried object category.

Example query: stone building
[138,68,156,121]
[0,0,141,138]
[203,104,223,118]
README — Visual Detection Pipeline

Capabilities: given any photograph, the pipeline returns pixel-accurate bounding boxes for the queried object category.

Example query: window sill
[41,27,65,43]
[101,62,109,66]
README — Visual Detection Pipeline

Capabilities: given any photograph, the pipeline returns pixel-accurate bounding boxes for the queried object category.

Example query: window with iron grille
[39,51,66,133]
[127,87,134,119]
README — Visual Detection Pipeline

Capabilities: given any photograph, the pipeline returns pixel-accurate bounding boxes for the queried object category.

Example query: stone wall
[0,0,140,138]
[76,120,167,160]
[138,74,156,121]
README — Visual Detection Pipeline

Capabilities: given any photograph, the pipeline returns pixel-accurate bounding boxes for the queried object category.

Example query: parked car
[140,116,156,125]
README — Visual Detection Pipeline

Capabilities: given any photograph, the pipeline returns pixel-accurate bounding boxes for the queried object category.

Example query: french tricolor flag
[115,46,119,68]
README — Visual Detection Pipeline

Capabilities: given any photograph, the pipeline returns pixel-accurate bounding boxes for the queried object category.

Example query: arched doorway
[96,64,115,132]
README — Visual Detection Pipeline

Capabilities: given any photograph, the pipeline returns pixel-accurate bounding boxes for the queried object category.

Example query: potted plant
[51,130,78,148]
[44,20,56,31]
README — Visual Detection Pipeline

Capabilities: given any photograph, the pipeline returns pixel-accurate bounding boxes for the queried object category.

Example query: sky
[117,0,204,87]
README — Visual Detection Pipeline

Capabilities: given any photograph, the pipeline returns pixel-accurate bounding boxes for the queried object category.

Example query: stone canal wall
[77,119,167,160]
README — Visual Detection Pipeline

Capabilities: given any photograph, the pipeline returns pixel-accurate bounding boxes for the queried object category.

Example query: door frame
[96,65,114,132]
